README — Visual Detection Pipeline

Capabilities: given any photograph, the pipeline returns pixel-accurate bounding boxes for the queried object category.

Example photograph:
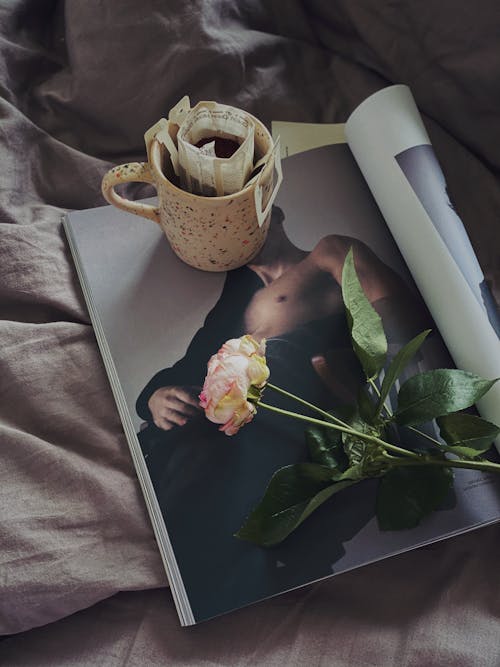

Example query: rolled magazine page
[395,144,500,337]
[345,85,500,440]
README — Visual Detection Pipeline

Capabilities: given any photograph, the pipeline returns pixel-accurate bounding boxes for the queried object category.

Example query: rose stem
[382,451,500,475]
[266,383,350,429]
[258,401,420,460]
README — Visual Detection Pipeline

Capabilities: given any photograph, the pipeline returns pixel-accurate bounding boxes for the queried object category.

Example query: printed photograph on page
[130,144,487,623]
[395,144,500,338]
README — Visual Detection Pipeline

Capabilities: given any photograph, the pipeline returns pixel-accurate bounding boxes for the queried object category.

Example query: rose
[199,335,269,435]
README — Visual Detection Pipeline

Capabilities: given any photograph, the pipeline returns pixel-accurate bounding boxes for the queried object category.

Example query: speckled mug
[101,113,282,272]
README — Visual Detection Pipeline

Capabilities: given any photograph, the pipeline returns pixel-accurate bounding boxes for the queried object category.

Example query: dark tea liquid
[195,136,240,158]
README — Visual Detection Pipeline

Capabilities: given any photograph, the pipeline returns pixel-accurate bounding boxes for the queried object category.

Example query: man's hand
[148,386,202,430]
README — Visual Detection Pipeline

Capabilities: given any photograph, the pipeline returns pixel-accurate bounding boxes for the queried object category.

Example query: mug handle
[101,162,160,224]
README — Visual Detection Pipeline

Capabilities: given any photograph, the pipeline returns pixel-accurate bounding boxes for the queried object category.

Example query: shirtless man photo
[138,206,430,432]
[134,205,435,619]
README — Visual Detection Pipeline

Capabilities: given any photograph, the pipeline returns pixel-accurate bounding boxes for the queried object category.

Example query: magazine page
[272,121,347,158]
[65,139,500,626]
[344,85,500,435]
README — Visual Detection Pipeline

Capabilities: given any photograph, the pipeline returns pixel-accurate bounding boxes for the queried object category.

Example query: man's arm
[311,235,412,303]
[310,234,433,343]
[136,266,263,425]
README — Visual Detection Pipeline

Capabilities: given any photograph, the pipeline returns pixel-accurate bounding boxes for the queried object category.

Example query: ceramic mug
[101,112,282,272]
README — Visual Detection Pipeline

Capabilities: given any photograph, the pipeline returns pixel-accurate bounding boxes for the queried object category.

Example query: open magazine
[63,85,500,626]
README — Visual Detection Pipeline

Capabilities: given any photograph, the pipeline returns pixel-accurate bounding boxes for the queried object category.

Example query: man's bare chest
[243,267,343,340]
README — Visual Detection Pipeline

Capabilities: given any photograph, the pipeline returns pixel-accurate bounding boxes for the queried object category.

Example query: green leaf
[376,465,454,530]
[332,462,366,482]
[395,370,498,427]
[342,247,387,379]
[305,425,348,471]
[377,330,431,413]
[437,413,500,458]
[341,412,378,465]
[235,463,356,547]
[342,431,391,479]
[342,431,367,467]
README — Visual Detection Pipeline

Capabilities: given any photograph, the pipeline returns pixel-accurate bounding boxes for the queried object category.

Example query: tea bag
[164,97,256,197]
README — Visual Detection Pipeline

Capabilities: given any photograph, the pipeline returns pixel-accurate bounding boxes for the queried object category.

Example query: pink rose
[200,335,270,435]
